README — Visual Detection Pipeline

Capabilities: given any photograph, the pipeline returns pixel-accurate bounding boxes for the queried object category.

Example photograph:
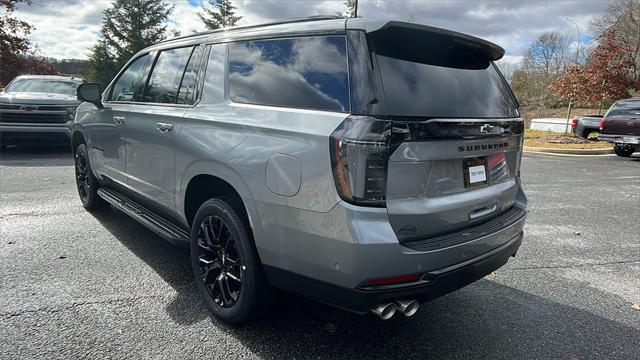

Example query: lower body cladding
[0,123,72,146]
[253,188,527,317]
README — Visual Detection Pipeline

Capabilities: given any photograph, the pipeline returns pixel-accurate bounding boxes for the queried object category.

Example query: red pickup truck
[599,98,640,157]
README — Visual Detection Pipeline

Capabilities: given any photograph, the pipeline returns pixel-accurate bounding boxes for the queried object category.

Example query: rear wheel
[614,144,635,157]
[74,144,108,210]
[191,198,273,325]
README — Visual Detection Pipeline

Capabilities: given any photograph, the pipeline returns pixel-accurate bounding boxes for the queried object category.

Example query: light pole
[566,18,581,65]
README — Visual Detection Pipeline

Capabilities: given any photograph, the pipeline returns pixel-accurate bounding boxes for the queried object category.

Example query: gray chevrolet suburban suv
[0,75,82,146]
[73,16,527,324]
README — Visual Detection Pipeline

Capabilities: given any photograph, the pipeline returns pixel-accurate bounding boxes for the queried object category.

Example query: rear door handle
[469,204,497,220]
[156,122,174,133]
[113,116,125,125]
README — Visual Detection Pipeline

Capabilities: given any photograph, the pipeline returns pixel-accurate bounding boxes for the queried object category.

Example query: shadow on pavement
[90,206,639,359]
[0,144,72,167]
[90,208,208,326]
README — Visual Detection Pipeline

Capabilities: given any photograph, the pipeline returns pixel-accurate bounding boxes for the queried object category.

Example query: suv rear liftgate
[335,23,526,251]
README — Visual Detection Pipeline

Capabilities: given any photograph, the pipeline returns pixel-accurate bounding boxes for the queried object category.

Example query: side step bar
[97,188,190,245]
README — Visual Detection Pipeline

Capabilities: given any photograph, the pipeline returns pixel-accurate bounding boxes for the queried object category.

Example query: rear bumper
[598,134,640,145]
[257,185,527,313]
[265,232,523,314]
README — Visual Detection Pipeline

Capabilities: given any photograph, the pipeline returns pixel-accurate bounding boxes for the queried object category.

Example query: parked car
[0,75,83,147]
[571,114,603,140]
[72,16,527,324]
[599,98,640,157]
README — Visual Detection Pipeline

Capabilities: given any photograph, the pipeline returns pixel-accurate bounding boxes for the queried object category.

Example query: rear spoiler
[365,21,505,64]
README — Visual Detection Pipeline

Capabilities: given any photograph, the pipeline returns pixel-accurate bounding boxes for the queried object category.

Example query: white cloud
[14,0,614,65]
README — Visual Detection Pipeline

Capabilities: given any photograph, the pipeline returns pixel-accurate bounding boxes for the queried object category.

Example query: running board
[97,188,190,245]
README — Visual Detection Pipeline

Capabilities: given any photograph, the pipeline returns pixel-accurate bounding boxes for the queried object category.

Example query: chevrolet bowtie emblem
[480,124,494,134]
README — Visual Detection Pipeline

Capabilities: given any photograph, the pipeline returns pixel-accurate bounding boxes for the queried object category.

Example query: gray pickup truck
[0,75,83,147]
[571,114,603,140]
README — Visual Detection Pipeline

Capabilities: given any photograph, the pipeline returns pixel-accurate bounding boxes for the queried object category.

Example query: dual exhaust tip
[371,300,419,320]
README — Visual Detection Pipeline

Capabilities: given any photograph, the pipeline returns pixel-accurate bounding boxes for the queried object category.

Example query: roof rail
[159,15,345,44]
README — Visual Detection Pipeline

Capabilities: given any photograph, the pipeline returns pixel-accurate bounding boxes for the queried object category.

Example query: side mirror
[77,83,103,109]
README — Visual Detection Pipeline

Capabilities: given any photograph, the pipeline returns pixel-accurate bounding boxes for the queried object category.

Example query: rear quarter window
[228,36,350,112]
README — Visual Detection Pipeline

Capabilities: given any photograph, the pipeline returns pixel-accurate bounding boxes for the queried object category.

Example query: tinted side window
[110,54,150,102]
[143,47,193,103]
[177,46,203,104]
[229,36,349,112]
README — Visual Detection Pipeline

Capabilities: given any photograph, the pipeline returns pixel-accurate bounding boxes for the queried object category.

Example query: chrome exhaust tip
[371,303,397,320]
[395,300,419,317]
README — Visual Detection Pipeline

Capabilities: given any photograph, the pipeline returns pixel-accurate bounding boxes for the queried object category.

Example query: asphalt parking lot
[1,146,639,359]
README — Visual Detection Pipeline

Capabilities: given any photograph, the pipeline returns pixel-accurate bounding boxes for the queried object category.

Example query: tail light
[600,118,605,131]
[329,116,392,207]
[571,119,577,128]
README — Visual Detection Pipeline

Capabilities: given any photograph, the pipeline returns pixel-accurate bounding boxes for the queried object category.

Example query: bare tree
[523,31,572,77]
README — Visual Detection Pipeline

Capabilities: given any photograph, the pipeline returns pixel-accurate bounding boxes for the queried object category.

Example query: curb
[523,146,613,155]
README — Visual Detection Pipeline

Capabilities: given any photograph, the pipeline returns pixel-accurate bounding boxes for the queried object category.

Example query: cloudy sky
[15,0,614,67]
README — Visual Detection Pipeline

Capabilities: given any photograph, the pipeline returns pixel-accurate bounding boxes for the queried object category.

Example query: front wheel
[74,144,108,210]
[191,198,273,325]
[614,144,635,157]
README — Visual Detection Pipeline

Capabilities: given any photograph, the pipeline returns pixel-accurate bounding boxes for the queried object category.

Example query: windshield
[5,78,81,96]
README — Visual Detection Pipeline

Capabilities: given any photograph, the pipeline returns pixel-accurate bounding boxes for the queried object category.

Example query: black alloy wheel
[190,198,273,325]
[74,144,108,210]
[75,150,90,202]
[196,215,244,308]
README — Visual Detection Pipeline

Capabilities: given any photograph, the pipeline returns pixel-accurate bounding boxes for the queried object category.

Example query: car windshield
[5,78,80,96]
[607,101,640,117]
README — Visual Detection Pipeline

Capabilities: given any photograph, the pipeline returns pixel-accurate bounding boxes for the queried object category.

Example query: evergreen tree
[85,40,119,90]
[199,0,242,30]
[85,0,174,88]
[337,0,358,18]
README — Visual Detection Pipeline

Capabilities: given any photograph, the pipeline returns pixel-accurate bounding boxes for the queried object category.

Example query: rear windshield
[374,53,518,118]
[606,101,640,117]
[5,78,80,96]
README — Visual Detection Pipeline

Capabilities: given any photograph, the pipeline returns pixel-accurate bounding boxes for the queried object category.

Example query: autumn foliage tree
[551,32,635,105]
[1,0,58,86]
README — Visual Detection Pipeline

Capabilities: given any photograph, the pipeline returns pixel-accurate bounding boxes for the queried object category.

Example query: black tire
[74,143,109,210]
[614,144,635,157]
[190,197,273,325]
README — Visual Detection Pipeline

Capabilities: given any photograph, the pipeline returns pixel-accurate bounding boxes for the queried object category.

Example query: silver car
[0,75,82,147]
[73,16,527,324]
